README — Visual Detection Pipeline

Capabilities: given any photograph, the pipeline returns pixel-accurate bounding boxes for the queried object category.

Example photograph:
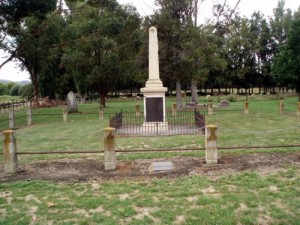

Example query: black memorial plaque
[145,97,164,122]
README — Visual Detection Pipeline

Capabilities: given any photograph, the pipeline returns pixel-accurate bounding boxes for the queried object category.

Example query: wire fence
[0,100,299,132]
[0,100,28,114]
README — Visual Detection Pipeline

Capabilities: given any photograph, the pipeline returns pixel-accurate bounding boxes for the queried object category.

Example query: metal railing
[109,110,205,136]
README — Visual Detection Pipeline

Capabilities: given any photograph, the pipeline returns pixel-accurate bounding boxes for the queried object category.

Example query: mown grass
[0,96,299,163]
[0,96,300,224]
[0,168,299,224]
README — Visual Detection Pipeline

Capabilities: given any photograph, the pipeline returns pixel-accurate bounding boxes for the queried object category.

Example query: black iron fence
[109,110,205,136]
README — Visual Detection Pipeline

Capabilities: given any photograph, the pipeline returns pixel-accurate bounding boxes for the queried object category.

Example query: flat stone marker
[149,161,174,173]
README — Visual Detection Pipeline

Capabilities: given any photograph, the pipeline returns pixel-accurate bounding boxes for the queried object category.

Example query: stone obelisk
[140,27,168,129]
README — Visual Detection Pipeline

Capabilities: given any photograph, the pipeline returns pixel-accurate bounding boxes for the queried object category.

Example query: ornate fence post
[135,104,140,118]
[172,103,177,117]
[205,125,218,164]
[279,100,284,114]
[208,102,213,116]
[63,105,68,122]
[103,127,116,170]
[297,102,300,117]
[9,110,15,129]
[244,101,249,114]
[3,130,18,174]
[99,105,104,120]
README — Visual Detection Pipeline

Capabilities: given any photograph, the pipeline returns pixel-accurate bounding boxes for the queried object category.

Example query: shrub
[19,84,34,99]
[9,84,21,96]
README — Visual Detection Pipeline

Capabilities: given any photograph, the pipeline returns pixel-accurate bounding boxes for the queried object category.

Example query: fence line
[0,100,28,113]
[15,143,300,155]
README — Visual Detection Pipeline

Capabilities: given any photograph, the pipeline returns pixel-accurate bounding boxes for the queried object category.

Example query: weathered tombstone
[66,91,78,113]
[149,161,173,173]
[219,99,230,107]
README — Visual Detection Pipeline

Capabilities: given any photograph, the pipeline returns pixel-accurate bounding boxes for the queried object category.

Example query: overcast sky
[0,0,299,82]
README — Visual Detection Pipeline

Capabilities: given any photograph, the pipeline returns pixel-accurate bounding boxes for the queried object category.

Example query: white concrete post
[3,130,18,174]
[135,104,140,118]
[205,125,218,164]
[27,106,32,125]
[99,105,104,120]
[244,101,249,114]
[297,102,300,117]
[9,110,15,129]
[279,100,284,114]
[208,102,213,116]
[63,105,68,122]
[104,127,116,170]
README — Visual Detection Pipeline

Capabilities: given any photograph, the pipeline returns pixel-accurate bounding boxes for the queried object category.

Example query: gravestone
[66,91,78,113]
[219,99,230,107]
[140,27,168,129]
[149,161,174,173]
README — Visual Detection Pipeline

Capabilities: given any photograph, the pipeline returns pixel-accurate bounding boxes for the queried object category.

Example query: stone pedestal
[244,101,249,114]
[205,125,218,164]
[3,130,18,174]
[279,100,284,114]
[104,127,116,170]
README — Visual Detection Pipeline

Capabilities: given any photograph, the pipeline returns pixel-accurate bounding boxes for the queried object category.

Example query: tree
[0,0,58,97]
[272,8,300,100]
[9,84,21,96]
[0,83,8,95]
[62,0,142,106]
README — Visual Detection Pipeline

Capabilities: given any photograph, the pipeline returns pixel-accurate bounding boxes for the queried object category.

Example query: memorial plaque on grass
[149,161,174,173]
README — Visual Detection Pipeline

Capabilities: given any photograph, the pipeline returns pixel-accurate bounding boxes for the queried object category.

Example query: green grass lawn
[0,96,299,224]
[0,168,299,224]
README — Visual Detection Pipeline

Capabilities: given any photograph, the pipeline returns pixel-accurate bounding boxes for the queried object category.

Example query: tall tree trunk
[29,69,39,98]
[176,80,182,109]
[99,94,106,107]
[191,79,198,104]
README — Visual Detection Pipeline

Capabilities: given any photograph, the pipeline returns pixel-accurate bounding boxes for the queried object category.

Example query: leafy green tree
[0,83,8,95]
[0,0,57,97]
[62,0,141,106]
[19,83,34,99]
[272,9,300,100]
[9,84,21,96]
[269,0,293,51]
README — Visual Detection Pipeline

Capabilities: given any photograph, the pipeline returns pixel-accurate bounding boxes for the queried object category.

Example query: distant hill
[0,79,31,85]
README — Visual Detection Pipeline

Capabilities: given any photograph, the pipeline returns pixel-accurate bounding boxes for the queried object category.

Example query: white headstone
[67,91,78,113]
